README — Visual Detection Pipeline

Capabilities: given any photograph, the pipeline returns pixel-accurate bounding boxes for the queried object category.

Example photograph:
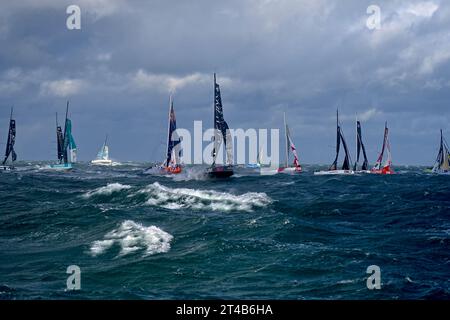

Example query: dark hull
[207,165,234,178]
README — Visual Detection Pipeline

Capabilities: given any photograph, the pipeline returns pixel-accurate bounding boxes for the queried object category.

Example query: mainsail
[56,116,65,163]
[353,119,369,171]
[2,107,17,166]
[165,95,181,167]
[329,110,351,171]
[372,122,392,171]
[58,101,77,164]
[96,135,109,160]
[432,129,450,172]
[212,73,233,166]
[283,112,301,170]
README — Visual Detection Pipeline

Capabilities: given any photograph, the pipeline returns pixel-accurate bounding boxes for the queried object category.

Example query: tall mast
[355,113,358,169]
[63,101,69,138]
[214,73,216,128]
[284,112,288,168]
[165,94,173,166]
[212,73,217,166]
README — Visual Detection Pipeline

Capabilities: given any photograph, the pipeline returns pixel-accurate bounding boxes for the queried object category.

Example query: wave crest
[90,220,173,257]
[139,182,272,212]
[83,183,131,198]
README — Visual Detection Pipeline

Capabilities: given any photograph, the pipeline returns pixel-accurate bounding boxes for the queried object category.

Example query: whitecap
[137,182,272,212]
[83,183,131,198]
[89,220,173,257]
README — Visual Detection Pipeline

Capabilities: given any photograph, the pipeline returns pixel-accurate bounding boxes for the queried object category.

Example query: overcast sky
[1,0,449,165]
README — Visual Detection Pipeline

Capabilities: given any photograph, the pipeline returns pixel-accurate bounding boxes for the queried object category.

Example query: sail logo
[174,121,280,170]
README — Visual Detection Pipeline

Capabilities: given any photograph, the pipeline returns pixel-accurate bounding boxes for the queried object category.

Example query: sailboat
[151,95,182,174]
[431,129,450,174]
[314,110,354,175]
[47,101,76,170]
[207,73,234,178]
[371,122,394,174]
[353,116,370,173]
[277,112,302,173]
[247,147,263,169]
[0,107,17,171]
[91,135,112,166]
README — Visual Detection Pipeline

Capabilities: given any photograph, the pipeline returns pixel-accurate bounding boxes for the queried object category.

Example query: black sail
[340,130,351,170]
[212,73,232,166]
[2,116,16,165]
[57,125,64,163]
[354,121,369,170]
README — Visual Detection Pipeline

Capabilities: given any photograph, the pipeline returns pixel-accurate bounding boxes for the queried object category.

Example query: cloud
[131,70,212,93]
[40,79,85,97]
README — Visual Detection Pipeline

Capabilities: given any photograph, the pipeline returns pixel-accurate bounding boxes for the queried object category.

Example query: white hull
[91,159,112,166]
[278,167,302,174]
[0,165,13,171]
[46,163,73,171]
[432,170,450,175]
[354,170,371,174]
[314,170,355,175]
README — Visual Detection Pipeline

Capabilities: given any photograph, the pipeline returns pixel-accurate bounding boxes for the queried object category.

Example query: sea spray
[137,182,273,212]
[90,220,173,257]
[82,183,131,198]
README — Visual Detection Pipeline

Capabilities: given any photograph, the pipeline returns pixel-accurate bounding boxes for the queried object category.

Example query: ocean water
[0,162,449,300]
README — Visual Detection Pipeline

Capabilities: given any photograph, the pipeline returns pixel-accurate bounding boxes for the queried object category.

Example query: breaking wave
[83,183,131,198]
[138,182,273,212]
[90,220,173,257]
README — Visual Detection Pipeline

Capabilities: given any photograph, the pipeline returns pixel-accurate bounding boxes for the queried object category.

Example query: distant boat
[247,147,263,169]
[277,112,302,173]
[431,129,450,174]
[314,110,354,175]
[47,101,76,171]
[371,122,394,175]
[0,107,17,171]
[353,116,370,173]
[91,135,112,166]
[207,74,234,178]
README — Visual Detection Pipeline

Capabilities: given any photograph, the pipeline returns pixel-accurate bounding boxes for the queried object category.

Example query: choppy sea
[0,162,449,299]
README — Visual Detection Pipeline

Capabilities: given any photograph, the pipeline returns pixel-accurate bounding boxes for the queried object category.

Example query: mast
[165,95,173,166]
[354,113,358,171]
[212,73,216,166]
[63,101,69,164]
[2,107,13,165]
[330,109,340,170]
[284,112,288,168]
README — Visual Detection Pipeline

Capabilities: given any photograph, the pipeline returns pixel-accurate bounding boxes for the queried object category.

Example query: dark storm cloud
[0,0,449,164]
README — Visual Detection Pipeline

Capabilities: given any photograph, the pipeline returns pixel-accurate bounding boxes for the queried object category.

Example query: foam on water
[89,220,173,257]
[83,183,131,198]
[138,182,273,212]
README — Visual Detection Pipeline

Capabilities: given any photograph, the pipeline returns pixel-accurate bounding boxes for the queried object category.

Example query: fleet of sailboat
[91,135,112,166]
[0,107,17,171]
[431,130,450,174]
[1,76,448,176]
[207,73,234,178]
